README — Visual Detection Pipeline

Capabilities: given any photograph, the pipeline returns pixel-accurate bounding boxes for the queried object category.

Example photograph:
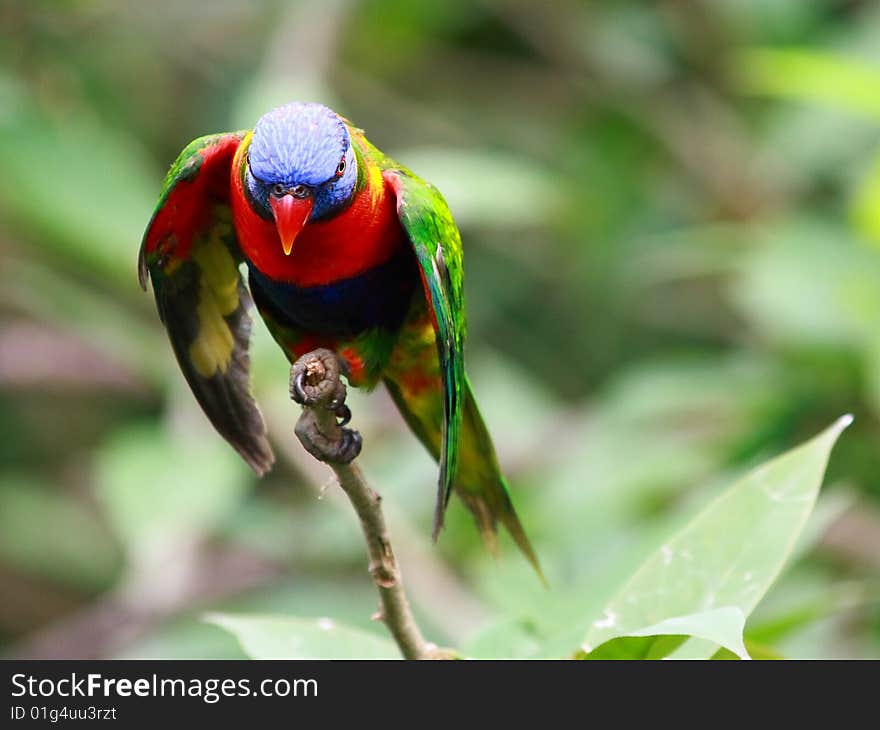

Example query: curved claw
[335,404,352,427]
[336,427,362,463]
[291,370,309,405]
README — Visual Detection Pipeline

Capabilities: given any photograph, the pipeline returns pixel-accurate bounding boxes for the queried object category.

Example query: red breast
[230,139,408,287]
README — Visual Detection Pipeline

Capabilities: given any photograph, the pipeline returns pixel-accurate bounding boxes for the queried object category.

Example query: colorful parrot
[139,102,540,576]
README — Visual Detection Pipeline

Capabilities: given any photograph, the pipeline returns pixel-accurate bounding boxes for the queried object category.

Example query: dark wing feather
[384,169,465,537]
[139,132,274,475]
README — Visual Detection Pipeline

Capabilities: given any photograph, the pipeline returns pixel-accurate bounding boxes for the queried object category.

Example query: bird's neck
[231,136,408,288]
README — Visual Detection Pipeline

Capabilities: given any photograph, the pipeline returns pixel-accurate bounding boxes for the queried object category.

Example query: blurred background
[1,0,879,659]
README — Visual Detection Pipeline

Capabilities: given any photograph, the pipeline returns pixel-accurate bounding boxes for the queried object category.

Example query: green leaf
[580,415,851,660]
[580,635,687,661]
[735,48,880,123]
[851,147,880,246]
[712,641,784,661]
[585,607,747,660]
[205,613,400,660]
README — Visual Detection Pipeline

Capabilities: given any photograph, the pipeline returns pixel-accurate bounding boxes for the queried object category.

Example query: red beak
[269,195,313,255]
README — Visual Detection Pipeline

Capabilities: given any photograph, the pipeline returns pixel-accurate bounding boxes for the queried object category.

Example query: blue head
[245,102,358,254]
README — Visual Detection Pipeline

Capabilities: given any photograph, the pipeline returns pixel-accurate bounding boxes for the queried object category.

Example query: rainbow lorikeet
[139,102,540,574]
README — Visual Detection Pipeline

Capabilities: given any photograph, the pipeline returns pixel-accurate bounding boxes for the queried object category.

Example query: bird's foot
[290,348,361,464]
[290,349,346,406]
[295,410,363,464]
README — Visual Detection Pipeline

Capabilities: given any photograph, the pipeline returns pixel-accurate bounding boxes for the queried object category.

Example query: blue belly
[247,250,418,337]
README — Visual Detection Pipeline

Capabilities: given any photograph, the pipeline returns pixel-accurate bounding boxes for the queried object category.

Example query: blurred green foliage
[1,0,879,658]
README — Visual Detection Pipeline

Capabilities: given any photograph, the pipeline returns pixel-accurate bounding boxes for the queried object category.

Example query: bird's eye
[291,184,310,199]
[272,183,285,197]
[336,158,346,176]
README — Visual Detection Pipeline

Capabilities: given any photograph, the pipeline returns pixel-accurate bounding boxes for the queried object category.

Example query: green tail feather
[384,375,546,584]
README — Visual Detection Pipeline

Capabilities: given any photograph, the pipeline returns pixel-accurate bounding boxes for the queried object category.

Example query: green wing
[383,169,465,537]
[139,132,274,475]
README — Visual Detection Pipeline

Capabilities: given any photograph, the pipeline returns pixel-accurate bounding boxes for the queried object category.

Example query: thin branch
[289,349,453,660]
